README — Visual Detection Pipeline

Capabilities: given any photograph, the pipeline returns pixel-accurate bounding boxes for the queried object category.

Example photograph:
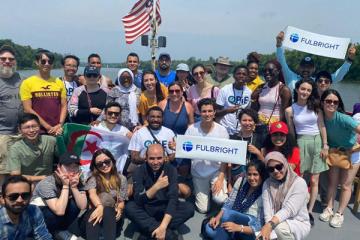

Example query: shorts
[351,151,360,165]
[0,134,21,174]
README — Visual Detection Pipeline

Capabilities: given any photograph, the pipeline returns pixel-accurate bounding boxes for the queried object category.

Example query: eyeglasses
[264,68,276,74]
[193,71,205,77]
[169,89,181,94]
[95,159,112,168]
[6,192,31,202]
[324,99,339,105]
[21,125,40,131]
[318,79,330,84]
[85,73,99,78]
[267,163,284,173]
[0,57,15,62]
[40,59,54,65]
[106,111,120,117]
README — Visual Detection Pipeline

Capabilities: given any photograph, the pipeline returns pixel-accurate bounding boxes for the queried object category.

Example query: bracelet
[96,203,103,207]
[240,224,244,233]
[62,186,69,189]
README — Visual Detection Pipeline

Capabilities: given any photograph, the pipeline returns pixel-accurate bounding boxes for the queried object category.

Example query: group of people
[0,30,359,240]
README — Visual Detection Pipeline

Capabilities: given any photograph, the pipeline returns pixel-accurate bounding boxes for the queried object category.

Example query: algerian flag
[57,123,129,178]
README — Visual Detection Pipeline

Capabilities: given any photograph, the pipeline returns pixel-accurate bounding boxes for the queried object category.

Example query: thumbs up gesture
[155,171,169,190]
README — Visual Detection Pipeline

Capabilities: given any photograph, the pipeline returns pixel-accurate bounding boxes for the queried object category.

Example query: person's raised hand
[276,31,285,47]
[155,171,169,191]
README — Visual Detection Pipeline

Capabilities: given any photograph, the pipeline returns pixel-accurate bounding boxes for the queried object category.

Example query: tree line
[1,39,359,82]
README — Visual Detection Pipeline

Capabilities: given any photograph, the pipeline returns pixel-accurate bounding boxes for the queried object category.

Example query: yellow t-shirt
[20,75,66,127]
[138,83,168,117]
[246,75,264,92]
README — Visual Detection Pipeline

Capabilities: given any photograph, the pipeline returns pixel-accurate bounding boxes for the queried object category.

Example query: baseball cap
[300,56,314,66]
[158,53,171,60]
[59,152,80,165]
[176,63,189,72]
[84,66,100,76]
[269,121,289,135]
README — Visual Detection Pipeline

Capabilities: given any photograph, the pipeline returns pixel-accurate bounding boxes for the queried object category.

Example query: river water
[18,68,360,112]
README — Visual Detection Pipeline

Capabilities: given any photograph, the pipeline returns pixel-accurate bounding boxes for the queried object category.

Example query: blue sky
[2,0,359,62]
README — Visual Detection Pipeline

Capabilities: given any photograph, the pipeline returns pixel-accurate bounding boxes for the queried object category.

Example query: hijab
[264,151,298,213]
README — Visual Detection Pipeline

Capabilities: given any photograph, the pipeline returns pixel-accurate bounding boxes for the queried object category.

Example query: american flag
[122,0,161,44]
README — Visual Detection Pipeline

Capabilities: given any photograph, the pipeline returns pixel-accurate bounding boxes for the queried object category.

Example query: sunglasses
[95,159,112,168]
[193,71,205,77]
[0,57,15,62]
[169,89,181,94]
[40,59,54,65]
[264,68,277,74]
[267,163,284,173]
[318,79,330,84]
[6,192,31,202]
[106,111,120,117]
[85,73,99,78]
[324,99,339,105]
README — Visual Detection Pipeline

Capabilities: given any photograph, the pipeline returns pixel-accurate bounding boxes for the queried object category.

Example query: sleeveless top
[258,82,282,124]
[292,103,319,135]
[163,101,189,134]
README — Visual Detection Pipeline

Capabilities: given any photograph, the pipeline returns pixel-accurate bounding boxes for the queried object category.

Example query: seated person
[31,152,87,238]
[258,152,310,240]
[7,113,57,184]
[0,175,52,239]
[125,144,194,240]
[206,160,267,240]
[83,149,128,240]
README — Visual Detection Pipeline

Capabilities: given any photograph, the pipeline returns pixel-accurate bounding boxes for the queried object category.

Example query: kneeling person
[125,144,194,239]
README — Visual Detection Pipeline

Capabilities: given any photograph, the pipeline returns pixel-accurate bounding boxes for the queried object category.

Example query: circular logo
[290,33,299,43]
[182,141,193,152]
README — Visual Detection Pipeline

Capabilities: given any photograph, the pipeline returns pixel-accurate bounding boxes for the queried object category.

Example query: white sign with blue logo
[283,26,350,59]
[175,135,247,165]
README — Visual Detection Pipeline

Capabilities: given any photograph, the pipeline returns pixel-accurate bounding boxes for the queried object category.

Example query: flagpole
[150,0,158,71]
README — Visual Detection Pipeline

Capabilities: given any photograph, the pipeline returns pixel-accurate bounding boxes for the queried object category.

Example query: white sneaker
[319,207,334,222]
[55,230,78,240]
[329,213,344,228]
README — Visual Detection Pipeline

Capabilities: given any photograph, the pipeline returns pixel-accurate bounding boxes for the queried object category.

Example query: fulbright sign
[175,135,247,165]
[283,26,350,59]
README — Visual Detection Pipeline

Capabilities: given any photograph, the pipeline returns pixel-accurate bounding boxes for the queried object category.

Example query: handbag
[326,148,352,169]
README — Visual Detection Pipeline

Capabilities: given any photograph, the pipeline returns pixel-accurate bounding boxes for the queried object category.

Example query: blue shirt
[276,46,351,91]
[155,69,176,87]
[0,205,52,240]
[133,70,143,89]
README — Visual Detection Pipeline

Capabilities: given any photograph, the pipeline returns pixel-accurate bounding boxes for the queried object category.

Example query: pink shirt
[187,85,219,114]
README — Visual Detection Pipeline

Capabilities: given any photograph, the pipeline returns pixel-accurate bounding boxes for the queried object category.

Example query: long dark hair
[293,78,320,113]
[320,89,345,114]
[141,70,165,102]
[246,160,268,183]
[88,149,121,194]
[263,133,298,158]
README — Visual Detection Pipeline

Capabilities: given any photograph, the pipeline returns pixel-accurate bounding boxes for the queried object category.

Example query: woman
[69,66,107,125]
[228,109,265,187]
[188,64,219,121]
[285,79,328,224]
[107,68,140,130]
[205,160,267,240]
[319,89,360,228]
[251,60,291,131]
[246,52,264,92]
[83,149,128,240]
[138,70,168,123]
[262,121,301,176]
[175,63,194,97]
[258,151,310,240]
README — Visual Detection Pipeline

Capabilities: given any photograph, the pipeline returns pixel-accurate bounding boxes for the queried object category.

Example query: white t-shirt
[128,126,175,157]
[216,83,252,135]
[185,122,229,178]
[96,122,130,136]
[62,79,78,101]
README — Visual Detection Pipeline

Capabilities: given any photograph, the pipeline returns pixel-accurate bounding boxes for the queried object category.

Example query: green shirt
[207,74,235,88]
[7,135,57,176]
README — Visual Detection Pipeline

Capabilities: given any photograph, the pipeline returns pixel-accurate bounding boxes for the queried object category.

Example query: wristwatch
[269,220,277,229]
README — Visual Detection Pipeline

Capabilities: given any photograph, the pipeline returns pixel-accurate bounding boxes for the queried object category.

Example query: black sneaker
[309,213,315,227]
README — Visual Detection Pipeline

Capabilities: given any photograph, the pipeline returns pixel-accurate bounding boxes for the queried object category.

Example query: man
[185,98,229,213]
[7,113,57,184]
[315,70,332,97]
[276,31,356,91]
[60,54,80,101]
[127,52,143,88]
[128,106,175,164]
[20,49,67,135]
[216,66,252,135]
[87,53,111,89]
[207,56,235,88]
[125,144,194,240]
[155,53,176,87]
[0,175,52,239]
[0,45,22,187]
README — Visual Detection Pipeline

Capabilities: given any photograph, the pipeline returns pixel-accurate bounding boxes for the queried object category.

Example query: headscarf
[115,68,138,126]
[264,151,298,213]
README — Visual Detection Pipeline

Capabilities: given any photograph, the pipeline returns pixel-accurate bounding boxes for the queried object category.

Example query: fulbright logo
[290,33,299,43]
[182,141,193,152]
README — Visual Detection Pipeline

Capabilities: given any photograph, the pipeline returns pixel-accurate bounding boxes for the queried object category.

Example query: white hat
[176,63,189,72]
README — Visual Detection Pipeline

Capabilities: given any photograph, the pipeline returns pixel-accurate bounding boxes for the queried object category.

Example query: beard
[5,202,28,215]
[0,64,17,78]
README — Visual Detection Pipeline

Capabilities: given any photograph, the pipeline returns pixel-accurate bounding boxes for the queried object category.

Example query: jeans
[205,209,255,240]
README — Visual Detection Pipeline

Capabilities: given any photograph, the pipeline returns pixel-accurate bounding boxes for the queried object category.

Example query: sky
[2,0,360,63]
